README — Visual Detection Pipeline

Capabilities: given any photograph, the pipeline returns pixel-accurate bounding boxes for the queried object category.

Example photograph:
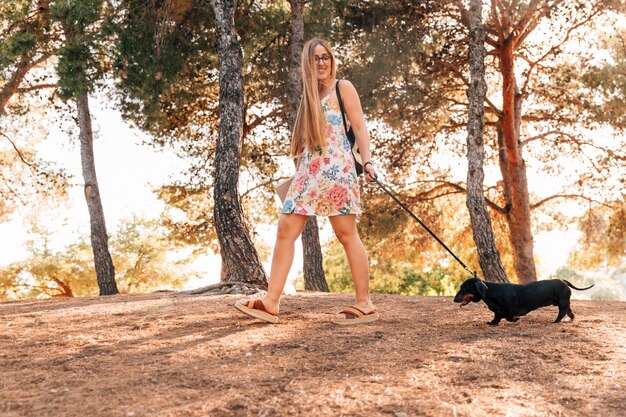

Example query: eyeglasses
[314,55,332,63]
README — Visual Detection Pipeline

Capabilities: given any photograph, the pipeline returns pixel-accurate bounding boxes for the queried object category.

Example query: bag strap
[335,80,350,134]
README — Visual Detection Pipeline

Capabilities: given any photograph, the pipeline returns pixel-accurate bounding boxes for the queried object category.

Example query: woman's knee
[276,215,305,242]
[333,226,358,245]
[330,216,358,245]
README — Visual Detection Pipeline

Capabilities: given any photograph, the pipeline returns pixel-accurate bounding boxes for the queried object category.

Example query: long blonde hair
[290,38,337,157]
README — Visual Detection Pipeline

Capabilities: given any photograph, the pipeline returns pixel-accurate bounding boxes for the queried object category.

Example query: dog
[453,277,594,325]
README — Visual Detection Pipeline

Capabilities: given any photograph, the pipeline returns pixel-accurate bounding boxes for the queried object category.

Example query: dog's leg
[487,315,502,326]
[566,306,575,320]
[554,306,568,323]
[506,316,519,322]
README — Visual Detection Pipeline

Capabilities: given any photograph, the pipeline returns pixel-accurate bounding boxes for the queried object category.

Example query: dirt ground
[1,292,625,417]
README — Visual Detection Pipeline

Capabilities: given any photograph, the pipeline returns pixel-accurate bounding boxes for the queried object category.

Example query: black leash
[369,174,479,280]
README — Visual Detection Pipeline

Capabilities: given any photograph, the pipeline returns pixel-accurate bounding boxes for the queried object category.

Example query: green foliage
[306,0,451,175]
[0,238,99,299]
[324,191,502,296]
[156,185,219,252]
[0,2,41,46]
[0,0,55,82]
[113,0,217,134]
[582,28,626,130]
[111,0,294,248]
[51,0,107,99]
[51,0,102,28]
[0,31,37,70]
[324,238,468,296]
[569,195,626,269]
[109,216,196,293]
[56,41,100,98]
[0,216,199,301]
[383,266,466,296]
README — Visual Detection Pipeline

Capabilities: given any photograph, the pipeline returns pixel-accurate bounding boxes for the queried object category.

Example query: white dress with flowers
[281,89,361,216]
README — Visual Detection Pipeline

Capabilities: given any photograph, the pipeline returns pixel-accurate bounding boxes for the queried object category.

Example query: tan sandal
[234,299,279,324]
[331,306,380,326]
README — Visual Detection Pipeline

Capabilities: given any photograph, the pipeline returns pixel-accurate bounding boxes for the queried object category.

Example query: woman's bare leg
[328,214,375,314]
[256,213,309,314]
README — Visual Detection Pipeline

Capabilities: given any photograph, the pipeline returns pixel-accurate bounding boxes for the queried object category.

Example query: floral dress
[281,87,361,216]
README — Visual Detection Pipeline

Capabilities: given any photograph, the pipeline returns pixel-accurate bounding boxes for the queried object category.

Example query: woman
[235,38,378,325]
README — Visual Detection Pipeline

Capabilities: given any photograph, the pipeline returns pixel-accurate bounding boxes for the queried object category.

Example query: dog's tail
[562,280,595,291]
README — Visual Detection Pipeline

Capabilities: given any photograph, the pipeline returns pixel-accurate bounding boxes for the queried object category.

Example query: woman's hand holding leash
[363,161,377,183]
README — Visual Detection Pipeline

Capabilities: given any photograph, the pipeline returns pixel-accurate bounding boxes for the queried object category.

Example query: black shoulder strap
[335,80,350,133]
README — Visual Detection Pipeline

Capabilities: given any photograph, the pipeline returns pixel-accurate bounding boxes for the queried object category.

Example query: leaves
[0,216,199,300]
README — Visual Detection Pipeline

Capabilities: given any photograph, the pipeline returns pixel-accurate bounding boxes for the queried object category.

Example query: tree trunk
[498,44,537,283]
[211,0,268,289]
[75,94,118,295]
[288,0,328,292]
[302,220,328,291]
[465,0,508,283]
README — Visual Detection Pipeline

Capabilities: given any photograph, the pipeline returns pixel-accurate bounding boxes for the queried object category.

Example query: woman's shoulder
[337,79,358,95]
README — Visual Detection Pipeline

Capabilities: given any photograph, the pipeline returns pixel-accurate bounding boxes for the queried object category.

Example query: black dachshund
[453,277,594,325]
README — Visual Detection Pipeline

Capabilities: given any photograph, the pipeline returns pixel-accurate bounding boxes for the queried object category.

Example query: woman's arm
[338,80,377,181]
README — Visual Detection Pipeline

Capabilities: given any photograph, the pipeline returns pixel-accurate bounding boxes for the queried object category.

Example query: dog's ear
[475,279,488,298]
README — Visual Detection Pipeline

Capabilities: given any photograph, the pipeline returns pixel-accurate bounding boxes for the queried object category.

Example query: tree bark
[75,93,118,295]
[302,218,328,291]
[465,0,508,283]
[287,0,328,292]
[498,42,537,283]
[211,0,268,289]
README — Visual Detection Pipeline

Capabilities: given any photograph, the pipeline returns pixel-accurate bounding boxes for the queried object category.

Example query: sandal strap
[339,306,366,318]
[247,299,270,313]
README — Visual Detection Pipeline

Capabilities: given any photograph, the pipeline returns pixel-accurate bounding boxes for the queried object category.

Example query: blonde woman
[235,38,379,325]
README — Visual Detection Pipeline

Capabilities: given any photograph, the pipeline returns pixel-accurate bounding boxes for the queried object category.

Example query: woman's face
[313,44,332,83]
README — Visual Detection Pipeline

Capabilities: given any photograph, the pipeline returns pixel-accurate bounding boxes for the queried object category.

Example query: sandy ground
[1,292,625,417]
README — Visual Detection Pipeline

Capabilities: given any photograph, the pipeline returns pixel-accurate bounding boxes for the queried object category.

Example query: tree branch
[494,0,512,35]
[0,4,49,39]
[520,130,617,155]
[10,283,65,297]
[520,130,577,146]
[510,0,546,49]
[531,194,615,210]
[490,0,504,43]
[240,177,283,201]
[17,83,57,93]
[519,3,601,96]
[405,181,507,215]
[1,52,52,115]
[1,132,37,170]
[439,59,502,117]
[243,108,280,138]
[245,32,284,76]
